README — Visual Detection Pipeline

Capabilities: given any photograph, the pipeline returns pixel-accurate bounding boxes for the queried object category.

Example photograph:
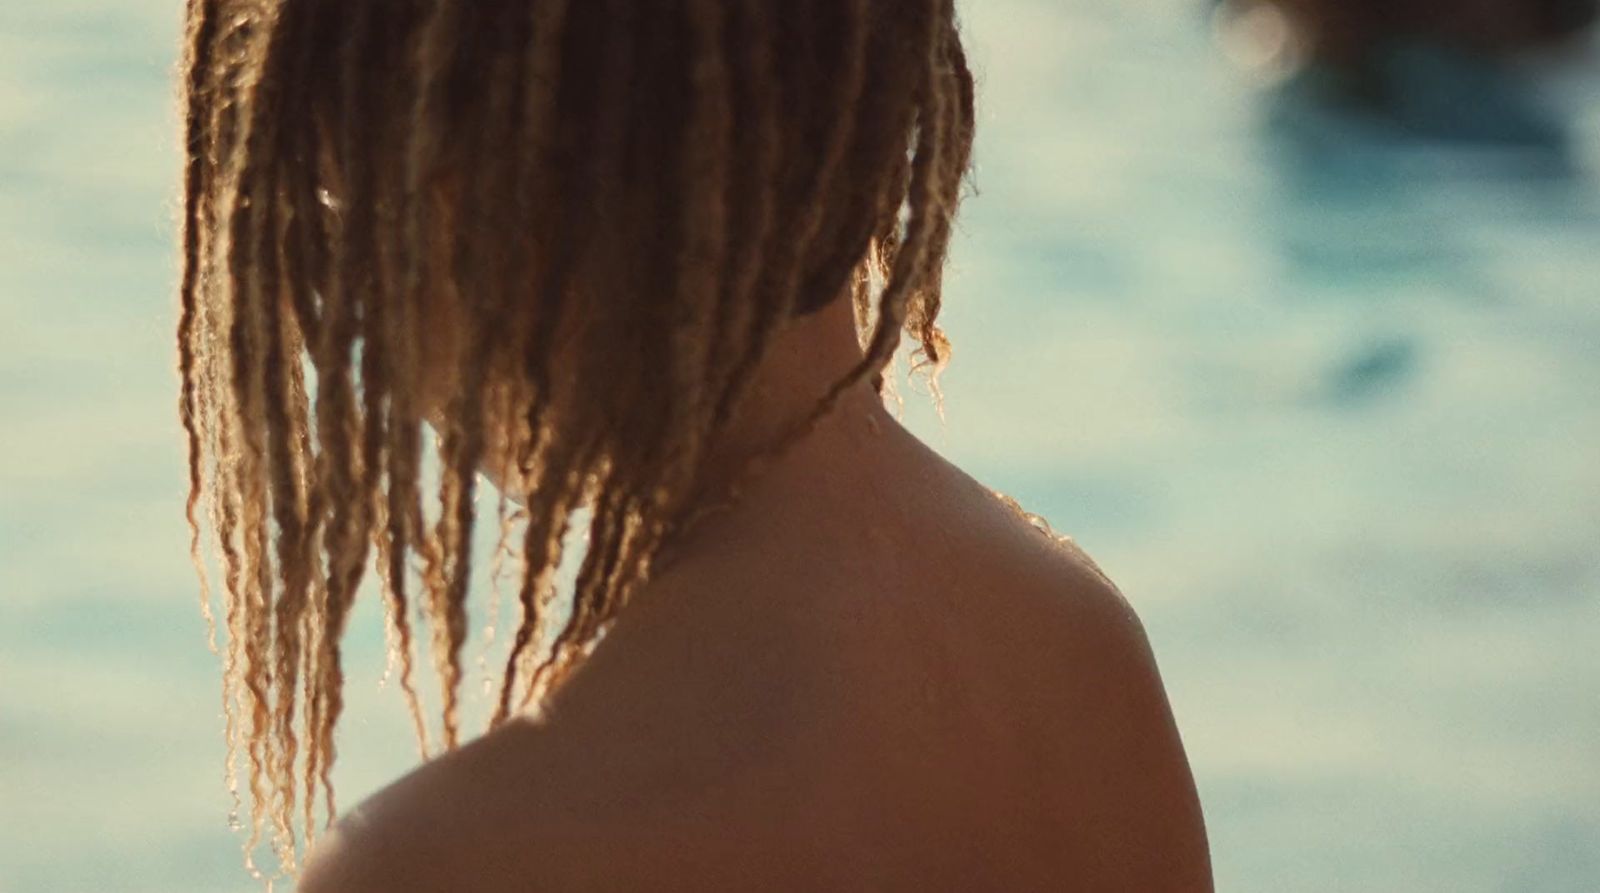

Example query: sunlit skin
[298,292,1214,891]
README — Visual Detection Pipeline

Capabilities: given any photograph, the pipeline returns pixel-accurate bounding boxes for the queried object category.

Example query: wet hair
[177,0,974,874]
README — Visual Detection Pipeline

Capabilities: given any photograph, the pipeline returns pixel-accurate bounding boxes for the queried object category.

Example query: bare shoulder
[294,720,607,893]
[969,508,1215,891]
[294,734,508,893]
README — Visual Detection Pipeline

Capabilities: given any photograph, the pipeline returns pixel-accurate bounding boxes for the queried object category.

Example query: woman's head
[178,0,973,870]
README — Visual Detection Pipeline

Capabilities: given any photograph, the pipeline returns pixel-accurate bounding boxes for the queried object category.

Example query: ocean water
[2,2,1598,891]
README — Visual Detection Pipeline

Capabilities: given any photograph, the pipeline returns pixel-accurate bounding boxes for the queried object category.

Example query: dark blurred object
[1275,39,1575,147]
[1272,0,1598,63]
[1215,0,1593,149]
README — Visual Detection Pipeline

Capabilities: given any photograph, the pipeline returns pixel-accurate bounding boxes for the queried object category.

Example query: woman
[177,0,1212,889]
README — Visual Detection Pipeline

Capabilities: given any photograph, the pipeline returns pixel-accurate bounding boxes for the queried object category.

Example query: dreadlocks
[176,0,975,875]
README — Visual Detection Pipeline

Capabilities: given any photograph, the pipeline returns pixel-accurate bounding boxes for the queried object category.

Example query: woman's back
[299,395,1211,892]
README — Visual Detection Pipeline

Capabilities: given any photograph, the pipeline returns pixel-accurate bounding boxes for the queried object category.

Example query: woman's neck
[660,294,892,563]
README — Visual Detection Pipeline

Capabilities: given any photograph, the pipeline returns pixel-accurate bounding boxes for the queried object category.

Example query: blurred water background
[2,1,1598,891]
